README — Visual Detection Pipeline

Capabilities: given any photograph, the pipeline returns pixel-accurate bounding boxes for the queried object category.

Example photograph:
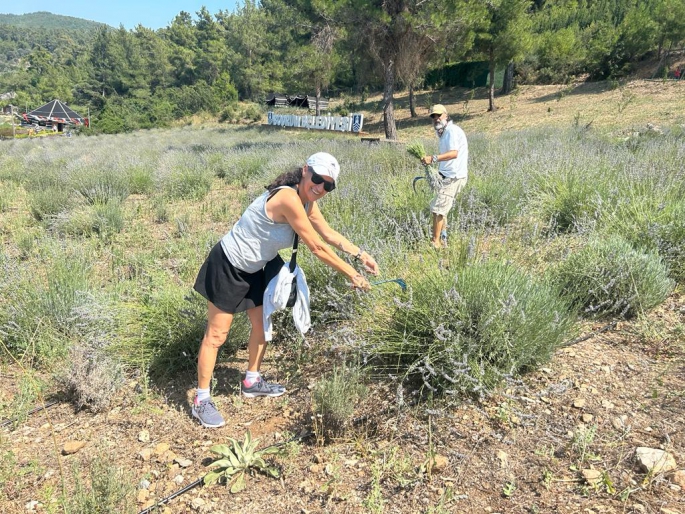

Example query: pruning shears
[371,278,407,292]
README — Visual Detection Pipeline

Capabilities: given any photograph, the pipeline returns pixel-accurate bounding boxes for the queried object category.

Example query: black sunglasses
[310,169,336,192]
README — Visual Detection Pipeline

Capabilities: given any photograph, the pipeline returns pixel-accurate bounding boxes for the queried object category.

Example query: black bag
[264,235,299,308]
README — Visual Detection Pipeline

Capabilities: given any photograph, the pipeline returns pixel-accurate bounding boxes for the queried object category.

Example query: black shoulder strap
[289,234,299,273]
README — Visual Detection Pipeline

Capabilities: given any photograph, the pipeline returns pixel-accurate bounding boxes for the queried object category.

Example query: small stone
[635,447,677,474]
[137,489,149,503]
[174,457,193,468]
[138,430,150,443]
[581,469,603,486]
[601,399,615,409]
[671,470,685,489]
[138,449,152,462]
[191,498,206,510]
[139,479,151,489]
[429,454,449,472]
[582,413,594,423]
[612,416,628,430]
[496,450,508,468]
[154,442,170,455]
[173,474,184,485]
[572,399,586,408]
[25,500,40,511]
[62,441,86,455]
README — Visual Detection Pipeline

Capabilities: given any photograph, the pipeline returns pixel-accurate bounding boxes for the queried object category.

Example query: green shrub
[93,200,125,238]
[370,260,576,397]
[66,455,136,514]
[0,187,10,212]
[219,104,239,123]
[114,284,249,378]
[533,170,603,233]
[152,196,168,223]
[222,153,268,187]
[313,364,367,440]
[243,103,263,122]
[551,234,674,319]
[0,249,92,362]
[602,196,685,283]
[156,150,213,200]
[69,164,130,205]
[126,165,154,195]
[48,207,96,237]
[29,188,73,221]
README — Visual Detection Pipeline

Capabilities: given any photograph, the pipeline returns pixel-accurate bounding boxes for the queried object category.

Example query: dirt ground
[1,292,684,514]
[2,79,685,514]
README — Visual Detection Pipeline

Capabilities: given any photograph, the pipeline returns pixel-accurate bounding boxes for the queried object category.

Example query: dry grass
[344,79,685,140]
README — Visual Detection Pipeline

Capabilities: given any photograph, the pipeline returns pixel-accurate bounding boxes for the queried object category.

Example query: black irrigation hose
[137,430,314,514]
[559,321,618,348]
[0,400,59,428]
[138,478,203,514]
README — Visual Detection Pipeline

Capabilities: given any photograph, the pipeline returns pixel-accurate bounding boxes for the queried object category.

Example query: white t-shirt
[438,121,468,180]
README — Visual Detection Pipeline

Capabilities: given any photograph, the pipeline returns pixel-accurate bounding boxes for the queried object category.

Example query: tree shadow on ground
[532,80,616,103]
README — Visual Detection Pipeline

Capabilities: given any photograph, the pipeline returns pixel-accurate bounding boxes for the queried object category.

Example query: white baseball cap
[306,152,340,182]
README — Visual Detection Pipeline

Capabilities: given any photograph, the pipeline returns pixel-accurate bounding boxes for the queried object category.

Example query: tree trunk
[409,84,417,118]
[500,61,514,95]
[382,61,398,140]
[315,84,321,117]
[488,50,496,112]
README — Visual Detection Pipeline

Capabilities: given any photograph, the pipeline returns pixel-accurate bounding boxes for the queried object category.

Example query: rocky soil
[2,290,684,514]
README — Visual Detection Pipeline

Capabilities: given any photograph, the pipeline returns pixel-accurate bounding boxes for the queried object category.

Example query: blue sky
[1,1,240,30]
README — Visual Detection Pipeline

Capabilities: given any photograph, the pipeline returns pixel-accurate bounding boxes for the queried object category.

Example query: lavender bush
[551,234,674,319]
[369,259,576,397]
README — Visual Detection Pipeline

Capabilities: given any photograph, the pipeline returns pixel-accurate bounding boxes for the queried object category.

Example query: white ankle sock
[196,387,210,402]
[244,370,260,386]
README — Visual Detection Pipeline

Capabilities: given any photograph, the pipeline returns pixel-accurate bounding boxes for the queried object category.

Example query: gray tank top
[221,186,305,273]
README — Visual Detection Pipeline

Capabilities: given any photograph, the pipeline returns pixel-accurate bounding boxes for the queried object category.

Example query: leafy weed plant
[204,431,281,493]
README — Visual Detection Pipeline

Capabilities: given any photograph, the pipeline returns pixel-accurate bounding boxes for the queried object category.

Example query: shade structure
[23,99,87,127]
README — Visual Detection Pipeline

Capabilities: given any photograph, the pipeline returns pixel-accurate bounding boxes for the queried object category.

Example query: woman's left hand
[361,252,379,275]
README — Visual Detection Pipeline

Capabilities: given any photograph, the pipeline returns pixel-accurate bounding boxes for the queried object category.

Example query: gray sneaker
[192,397,225,428]
[241,378,286,398]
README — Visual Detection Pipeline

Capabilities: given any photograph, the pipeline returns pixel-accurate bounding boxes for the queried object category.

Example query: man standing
[421,104,468,248]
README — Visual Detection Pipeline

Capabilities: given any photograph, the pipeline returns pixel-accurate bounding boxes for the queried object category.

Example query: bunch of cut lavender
[406,141,426,161]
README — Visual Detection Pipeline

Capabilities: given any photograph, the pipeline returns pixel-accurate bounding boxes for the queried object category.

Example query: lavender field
[1,123,684,513]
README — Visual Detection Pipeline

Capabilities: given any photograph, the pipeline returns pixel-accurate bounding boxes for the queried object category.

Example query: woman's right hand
[351,274,370,291]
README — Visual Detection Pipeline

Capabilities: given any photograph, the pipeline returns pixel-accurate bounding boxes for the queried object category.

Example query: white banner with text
[267,112,364,133]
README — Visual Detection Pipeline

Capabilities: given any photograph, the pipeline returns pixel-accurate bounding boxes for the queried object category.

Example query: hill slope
[0,11,108,31]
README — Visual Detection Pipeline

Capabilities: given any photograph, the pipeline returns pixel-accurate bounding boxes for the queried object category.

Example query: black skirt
[193,241,266,314]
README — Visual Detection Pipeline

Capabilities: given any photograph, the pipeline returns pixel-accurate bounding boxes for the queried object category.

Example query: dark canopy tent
[22,99,88,129]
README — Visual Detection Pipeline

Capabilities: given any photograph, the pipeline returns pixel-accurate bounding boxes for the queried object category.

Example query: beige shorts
[430,177,466,216]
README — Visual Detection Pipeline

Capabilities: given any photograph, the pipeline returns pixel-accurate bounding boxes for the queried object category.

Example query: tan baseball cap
[429,104,448,117]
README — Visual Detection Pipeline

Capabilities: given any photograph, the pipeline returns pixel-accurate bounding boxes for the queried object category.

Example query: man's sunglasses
[310,169,336,192]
